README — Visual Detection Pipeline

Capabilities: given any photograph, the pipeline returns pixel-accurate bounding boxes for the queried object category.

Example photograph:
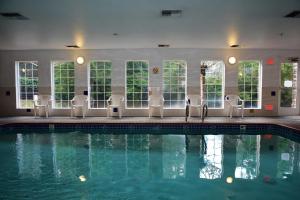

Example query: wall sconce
[152,67,159,74]
[228,56,237,65]
[76,56,85,65]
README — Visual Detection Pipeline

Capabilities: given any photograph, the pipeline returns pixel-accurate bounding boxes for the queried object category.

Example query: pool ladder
[201,104,208,122]
[185,101,208,122]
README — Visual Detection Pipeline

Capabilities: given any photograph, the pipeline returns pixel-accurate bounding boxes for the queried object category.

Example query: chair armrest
[70,98,76,106]
[106,96,112,106]
[240,99,245,108]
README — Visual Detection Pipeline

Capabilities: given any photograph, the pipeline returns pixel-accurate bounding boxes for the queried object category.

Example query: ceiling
[0,0,300,50]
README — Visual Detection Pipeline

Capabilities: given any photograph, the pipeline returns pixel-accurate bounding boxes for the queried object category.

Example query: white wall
[0,48,299,117]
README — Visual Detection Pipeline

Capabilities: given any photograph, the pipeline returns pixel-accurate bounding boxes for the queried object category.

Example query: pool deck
[0,116,299,131]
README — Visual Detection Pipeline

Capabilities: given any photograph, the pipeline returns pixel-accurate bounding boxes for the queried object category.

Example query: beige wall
[0,48,299,117]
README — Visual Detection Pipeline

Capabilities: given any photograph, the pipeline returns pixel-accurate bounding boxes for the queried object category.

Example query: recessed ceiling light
[65,45,80,48]
[230,44,239,48]
[113,33,119,36]
[158,44,170,47]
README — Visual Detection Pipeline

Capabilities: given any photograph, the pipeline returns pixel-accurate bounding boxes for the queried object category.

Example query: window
[202,61,225,108]
[126,61,149,108]
[280,63,298,108]
[88,61,112,108]
[51,61,75,108]
[15,61,38,108]
[238,61,262,109]
[163,60,187,108]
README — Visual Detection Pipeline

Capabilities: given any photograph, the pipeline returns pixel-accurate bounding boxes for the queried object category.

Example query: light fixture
[76,56,85,65]
[230,44,239,48]
[228,56,236,65]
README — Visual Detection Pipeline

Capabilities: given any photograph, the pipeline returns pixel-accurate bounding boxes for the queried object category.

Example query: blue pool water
[0,126,299,200]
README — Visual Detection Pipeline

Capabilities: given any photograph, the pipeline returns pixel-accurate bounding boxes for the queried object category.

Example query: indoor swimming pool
[0,125,299,200]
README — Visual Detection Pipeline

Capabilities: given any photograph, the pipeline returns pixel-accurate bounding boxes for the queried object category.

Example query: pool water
[0,127,299,200]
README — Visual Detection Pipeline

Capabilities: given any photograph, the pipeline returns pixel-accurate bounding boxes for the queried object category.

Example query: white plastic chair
[33,95,52,118]
[187,95,202,117]
[148,87,164,118]
[106,95,125,118]
[225,95,244,118]
[70,95,89,118]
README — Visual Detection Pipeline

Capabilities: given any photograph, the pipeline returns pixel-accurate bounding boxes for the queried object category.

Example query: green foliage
[238,61,260,108]
[126,61,148,108]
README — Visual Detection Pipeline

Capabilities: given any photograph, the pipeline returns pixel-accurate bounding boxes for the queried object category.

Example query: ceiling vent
[0,12,29,20]
[161,10,182,17]
[158,44,170,47]
[284,11,300,18]
[65,45,80,48]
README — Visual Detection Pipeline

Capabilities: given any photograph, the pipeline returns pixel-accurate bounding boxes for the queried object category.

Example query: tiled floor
[0,116,300,131]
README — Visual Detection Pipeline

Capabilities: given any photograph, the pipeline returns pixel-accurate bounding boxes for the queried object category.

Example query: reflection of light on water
[235,135,260,179]
[226,176,233,184]
[199,135,223,179]
[79,175,86,182]
[163,135,186,179]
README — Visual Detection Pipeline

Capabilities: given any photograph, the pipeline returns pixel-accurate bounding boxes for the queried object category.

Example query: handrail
[202,104,208,122]
[185,98,190,122]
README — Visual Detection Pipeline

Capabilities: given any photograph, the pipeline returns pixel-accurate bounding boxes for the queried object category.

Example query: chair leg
[106,108,109,118]
[119,109,122,119]
[160,108,163,119]
[34,109,37,118]
[241,108,244,119]
[230,107,233,119]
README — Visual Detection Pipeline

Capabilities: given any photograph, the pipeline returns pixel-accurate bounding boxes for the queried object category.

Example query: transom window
[15,61,38,108]
[126,61,149,108]
[280,63,298,108]
[163,60,187,108]
[88,61,112,109]
[51,61,75,108]
[202,61,225,108]
[238,61,262,109]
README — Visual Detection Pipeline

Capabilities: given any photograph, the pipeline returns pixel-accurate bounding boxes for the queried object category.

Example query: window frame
[88,60,112,109]
[15,61,39,109]
[201,60,225,109]
[125,60,149,109]
[162,60,187,109]
[51,60,75,109]
[237,60,263,109]
[280,62,298,108]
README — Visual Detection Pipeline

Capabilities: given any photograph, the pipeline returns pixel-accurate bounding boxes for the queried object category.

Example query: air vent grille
[161,10,182,17]
[0,12,29,20]
[285,11,300,18]
[287,57,299,62]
